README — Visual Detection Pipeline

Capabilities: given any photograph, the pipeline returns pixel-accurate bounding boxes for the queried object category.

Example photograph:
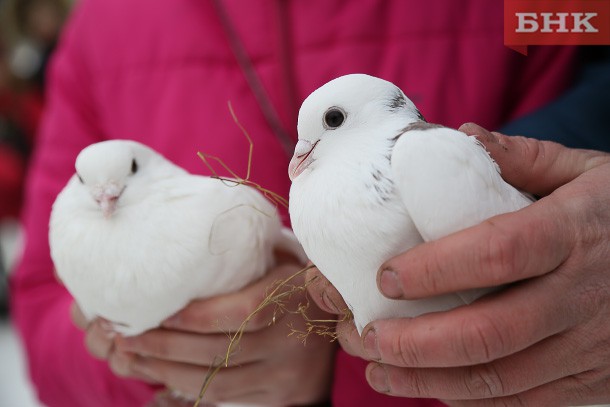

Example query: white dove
[50,140,304,337]
[289,74,532,334]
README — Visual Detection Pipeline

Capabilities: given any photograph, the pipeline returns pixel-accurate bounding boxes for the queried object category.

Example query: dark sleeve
[500,47,610,152]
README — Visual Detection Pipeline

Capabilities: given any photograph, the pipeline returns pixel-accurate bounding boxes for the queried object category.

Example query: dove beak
[93,183,125,218]
[288,139,319,181]
[99,194,120,218]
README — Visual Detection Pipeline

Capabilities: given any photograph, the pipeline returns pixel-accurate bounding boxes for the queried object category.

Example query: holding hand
[73,256,337,406]
[308,124,610,406]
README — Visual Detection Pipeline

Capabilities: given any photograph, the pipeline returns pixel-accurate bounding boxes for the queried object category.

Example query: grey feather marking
[390,121,445,143]
[402,121,445,133]
[369,165,394,203]
[386,121,447,166]
[387,90,407,111]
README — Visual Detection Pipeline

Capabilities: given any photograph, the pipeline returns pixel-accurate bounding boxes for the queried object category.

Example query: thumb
[458,122,606,196]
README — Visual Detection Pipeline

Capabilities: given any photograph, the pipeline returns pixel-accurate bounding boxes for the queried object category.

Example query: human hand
[307,123,610,405]
[364,123,610,405]
[70,302,161,385]
[80,256,337,406]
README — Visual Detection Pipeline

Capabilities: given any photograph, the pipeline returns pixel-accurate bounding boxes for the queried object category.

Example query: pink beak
[92,183,124,218]
[288,140,318,181]
[98,194,120,218]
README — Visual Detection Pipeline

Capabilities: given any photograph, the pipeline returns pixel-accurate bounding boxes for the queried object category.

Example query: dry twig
[192,103,350,407]
[197,102,288,209]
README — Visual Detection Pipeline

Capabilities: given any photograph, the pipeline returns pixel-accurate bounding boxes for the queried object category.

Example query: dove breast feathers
[50,143,286,336]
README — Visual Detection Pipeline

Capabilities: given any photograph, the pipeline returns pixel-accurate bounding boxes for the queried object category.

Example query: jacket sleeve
[9,5,155,406]
[500,47,610,152]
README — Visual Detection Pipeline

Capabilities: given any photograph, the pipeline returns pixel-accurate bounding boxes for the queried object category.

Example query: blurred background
[0,0,72,405]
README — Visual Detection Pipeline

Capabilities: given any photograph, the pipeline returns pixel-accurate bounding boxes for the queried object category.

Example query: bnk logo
[504,0,610,55]
[516,12,598,33]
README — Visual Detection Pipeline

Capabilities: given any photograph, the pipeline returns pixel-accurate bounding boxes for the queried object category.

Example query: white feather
[50,140,305,337]
[289,74,533,334]
[392,127,532,241]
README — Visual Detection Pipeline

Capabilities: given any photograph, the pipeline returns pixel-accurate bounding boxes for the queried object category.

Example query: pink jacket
[11,0,576,406]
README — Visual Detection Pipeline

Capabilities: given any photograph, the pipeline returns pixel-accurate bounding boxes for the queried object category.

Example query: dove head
[74,140,168,218]
[289,74,422,181]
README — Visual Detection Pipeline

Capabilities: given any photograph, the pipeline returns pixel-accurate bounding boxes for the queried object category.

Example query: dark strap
[212,0,296,157]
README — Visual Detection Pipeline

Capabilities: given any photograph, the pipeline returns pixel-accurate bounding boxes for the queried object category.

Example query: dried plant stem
[288,299,353,343]
[192,103,350,406]
[197,102,289,209]
[192,264,353,406]
[193,265,312,407]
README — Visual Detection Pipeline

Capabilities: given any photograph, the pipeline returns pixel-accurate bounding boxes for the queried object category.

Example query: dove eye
[131,159,138,174]
[323,107,346,129]
[77,174,84,184]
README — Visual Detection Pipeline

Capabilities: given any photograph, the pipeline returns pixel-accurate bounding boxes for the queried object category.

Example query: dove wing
[391,126,532,243]
[181,179,282,295]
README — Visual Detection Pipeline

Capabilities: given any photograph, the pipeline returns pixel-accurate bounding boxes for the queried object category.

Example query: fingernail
[363,327,381,361]
[491,131,509,150]
[379,268,403,298]
[98,321,117,340]
[322,291,339,313]
[162,313,181,328]
[367,363,390,393]
[103,330,117,340]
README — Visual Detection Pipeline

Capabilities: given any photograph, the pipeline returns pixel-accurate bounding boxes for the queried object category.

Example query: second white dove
[50,140,304,337]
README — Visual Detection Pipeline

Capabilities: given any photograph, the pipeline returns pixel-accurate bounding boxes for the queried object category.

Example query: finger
[458,122,606,196]
[163,263,303,333]
[84,318,117,360]
[116,330,239,365]
[115,328,271,366]
[364,326,593,400]
[70,302,89,330]
[379,196,574,299]
[363,275,577,368]
[458,123,500,145]
[108,350,160,384]
[336,319,363,358]
[305,266,347,315]
[442,370,609,407]
[121,355,204,394]
[130,358,275,404]
[146,392,196,407]
[203,364,275,405]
